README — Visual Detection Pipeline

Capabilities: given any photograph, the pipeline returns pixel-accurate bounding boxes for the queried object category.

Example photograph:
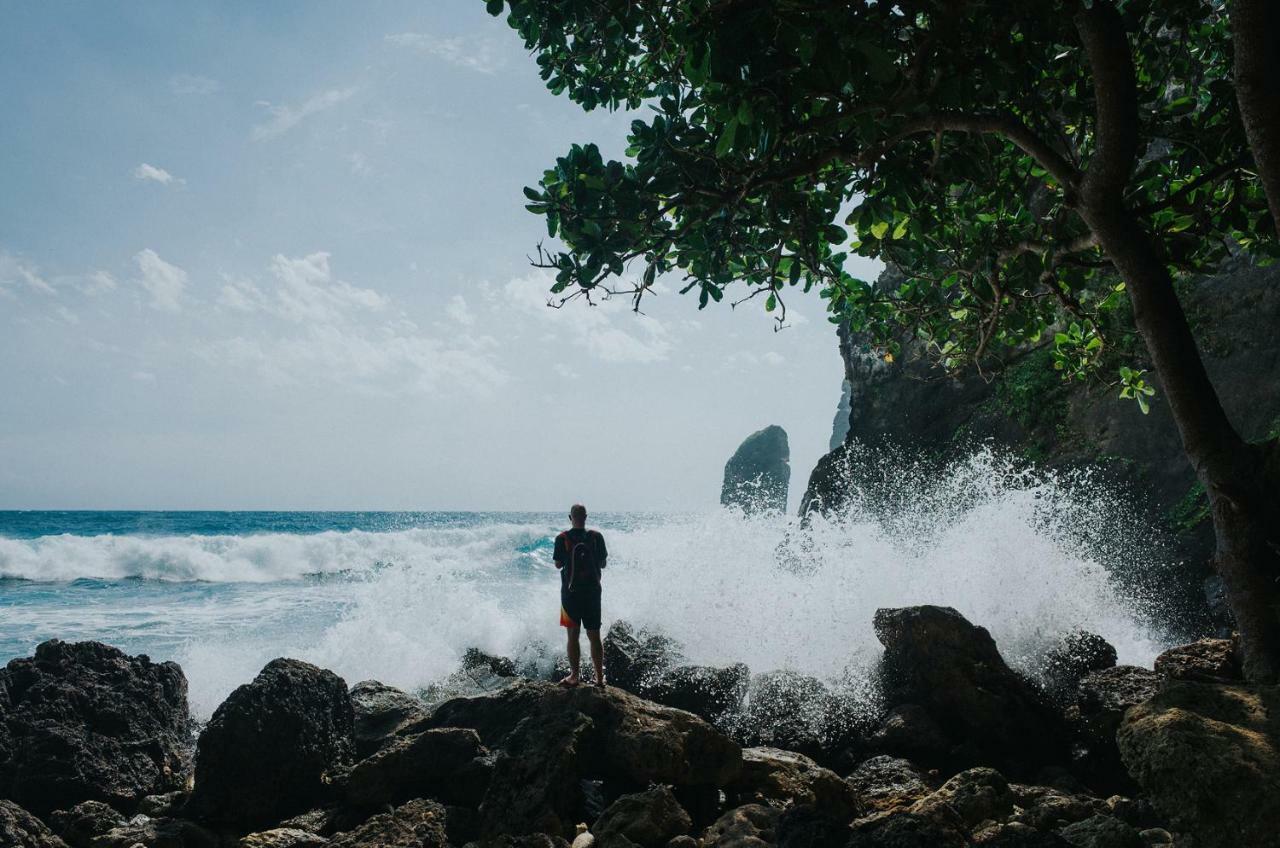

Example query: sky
[0,0,879,512]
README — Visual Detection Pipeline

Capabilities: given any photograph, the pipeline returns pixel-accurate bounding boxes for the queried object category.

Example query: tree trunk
[1232,0,1280,239]
[1075,0,1280,682]
[1082,201,1280,682]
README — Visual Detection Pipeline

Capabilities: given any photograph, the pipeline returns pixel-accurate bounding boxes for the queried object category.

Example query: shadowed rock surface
[0,640,191,817]
[1118,681,1280,848]
[190,658,354,832]
[348,680,429,758]
[1,800,70,848]
[721,425,790,514]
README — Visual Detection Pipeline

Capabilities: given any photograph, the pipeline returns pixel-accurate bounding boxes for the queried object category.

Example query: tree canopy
[502,0,1273,396]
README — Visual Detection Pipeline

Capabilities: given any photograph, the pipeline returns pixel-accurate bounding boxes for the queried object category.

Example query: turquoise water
[0,454,1177,717]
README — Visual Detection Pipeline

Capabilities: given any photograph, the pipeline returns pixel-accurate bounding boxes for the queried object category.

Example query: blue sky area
[0,1,879,511]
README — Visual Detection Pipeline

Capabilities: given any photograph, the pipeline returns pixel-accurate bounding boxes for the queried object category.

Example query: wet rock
[1152,638,1240,683]
[736,671,861,764]
[0,800,70,848]
[1008,786,1103,831]
[593,786,691,848]
[602,622,682,695]
[773,805,851,848]
[846,811,967,847]
[1069,666,1160,793]
[327,798,447,848]
[721,425,790,515]
[1058,814,1143,848]
[1136,828,1172,846]
[911,767,1015,829]
[866,704,950,766]
[699,804,779,848]
[87,814,219,848]
[645,664,750,722]
[349,680,429,758]
[845,756,932,813]
[1117,681,1280,848]
[973,822,1071,846]
[873,606,1069,775]
[462,648,519,678]
[728,747,860,820]
[277,809,342,836]
[421,681,740,838]
[345,727,489,809]
[238,828,330,848]
[1041,632,1118,700]
[137,791,187,818]
[49,801,125,848]
[0,640,191,816]
[665,837,696,848]
[190,658,354,831]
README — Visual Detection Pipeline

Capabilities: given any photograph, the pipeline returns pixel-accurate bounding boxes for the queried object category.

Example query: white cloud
[81,270,117,295]
[0,251,56,296]
[252,88,357,141]
[385,32,506,74]
[206,253,506,396]
[445,294,475,327]
[131,370,156,383]
[133,249,188,312]
[345,152,371,176]
[170,74,221,95]
[133,163,183,185]
[504,272,672,364]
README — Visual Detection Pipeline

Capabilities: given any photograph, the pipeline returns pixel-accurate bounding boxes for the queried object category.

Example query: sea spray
[0,447,1178,718]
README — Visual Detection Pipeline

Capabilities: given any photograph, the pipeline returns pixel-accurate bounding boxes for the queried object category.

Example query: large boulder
[345,727,489,809]
[699,804,780,848]
[1040,632,1118,701]
[1117,681,1280,848]
[601,622,682,695]
[592,786,691,848]
[910,767,1016,830]
[846,812,967,848]
[418,681,741,838]
[727,747,861,820]
[873,606,1068,775]
[0,800,70,848]
[190,658,354,832]
[327,798,447,848]
[349,680,429,757]
[645,664,750,723]
[1152,638,1241,683]
[48,801,125,848]
[845,756,932,814]
[1057,814,1143,848]
[721,425,790,514]
[735,670,863,764]
[238,829,329,848]
[0,640,191,816]
[866,703,950,765]
[1069,666,1160,793]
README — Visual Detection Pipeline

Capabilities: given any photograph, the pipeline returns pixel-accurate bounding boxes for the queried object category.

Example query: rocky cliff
[721,425,790,514]
[802,260,1280,629]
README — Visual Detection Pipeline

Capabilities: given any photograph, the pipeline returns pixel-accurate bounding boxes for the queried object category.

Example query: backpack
[565,531,599,590]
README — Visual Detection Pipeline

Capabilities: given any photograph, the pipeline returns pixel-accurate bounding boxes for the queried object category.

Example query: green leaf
[870,221,890,239]
[892,217,909,239]
[1137,394,1150,414]
[715,119,739,158]
[485,0,503,15]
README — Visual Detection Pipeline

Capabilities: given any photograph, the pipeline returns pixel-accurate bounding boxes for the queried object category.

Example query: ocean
[0,450,1175,719]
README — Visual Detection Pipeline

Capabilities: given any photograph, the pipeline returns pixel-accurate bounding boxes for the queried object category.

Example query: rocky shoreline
[1,607,1275,848]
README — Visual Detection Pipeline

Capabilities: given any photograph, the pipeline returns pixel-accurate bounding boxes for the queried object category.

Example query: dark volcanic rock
[81,814,218,848]
[721,425,790,514]
[1058,814,1143,848]
[1041,632,1118,700]
[238,828,329,848]
[349,680,429,757]
[593,785,691,848]
[1,800,70,848]
[327,798,447,848]
[866,703,951,765]
[700,804,780,848]
[0,640,191,816]
[974,822,1072,846]
[846,756,932,813]
[736,670,862,764]
[1069,665,1160,793]
[873,606,1069,775]
[419,680,740,839]
[190,658,354,832]
[645,663,750,722]
[48,801,124,848]
[846,812,967,848]
[345,727,489,809]
[602,621,682,695]
[1117,681,1280,848]
[1152,638,1241,682]
[727,747,860,820]
[911,767,1016,829]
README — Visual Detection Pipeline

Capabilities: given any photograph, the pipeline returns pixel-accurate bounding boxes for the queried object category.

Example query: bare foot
[558,675,580,688]
[592,678,606,690]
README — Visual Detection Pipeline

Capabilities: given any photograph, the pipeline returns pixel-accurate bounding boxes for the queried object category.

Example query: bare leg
[587,629,604,687]
[563,625,581,685]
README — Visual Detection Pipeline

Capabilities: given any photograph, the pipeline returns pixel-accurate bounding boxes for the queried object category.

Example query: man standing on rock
[555,503,607,688]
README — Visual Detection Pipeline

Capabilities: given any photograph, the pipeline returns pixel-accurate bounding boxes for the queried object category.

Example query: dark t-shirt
[553,527,607,592]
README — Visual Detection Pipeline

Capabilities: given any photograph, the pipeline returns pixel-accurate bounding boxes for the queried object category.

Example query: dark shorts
[560,584,601,631]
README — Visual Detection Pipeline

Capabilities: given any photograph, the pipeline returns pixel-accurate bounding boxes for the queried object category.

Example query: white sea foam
[1,448,1177,719]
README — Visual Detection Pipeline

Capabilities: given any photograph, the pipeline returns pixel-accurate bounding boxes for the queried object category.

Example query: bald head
[569,504,587,527]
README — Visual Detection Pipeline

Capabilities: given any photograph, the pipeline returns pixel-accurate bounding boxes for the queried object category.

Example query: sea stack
[721,425,790,514]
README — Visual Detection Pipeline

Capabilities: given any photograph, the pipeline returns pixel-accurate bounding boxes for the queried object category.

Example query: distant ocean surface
[0,453,1177,718]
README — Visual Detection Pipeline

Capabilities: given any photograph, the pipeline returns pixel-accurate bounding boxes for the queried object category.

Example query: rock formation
[0,640,191,817]
[721,425,790,514]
